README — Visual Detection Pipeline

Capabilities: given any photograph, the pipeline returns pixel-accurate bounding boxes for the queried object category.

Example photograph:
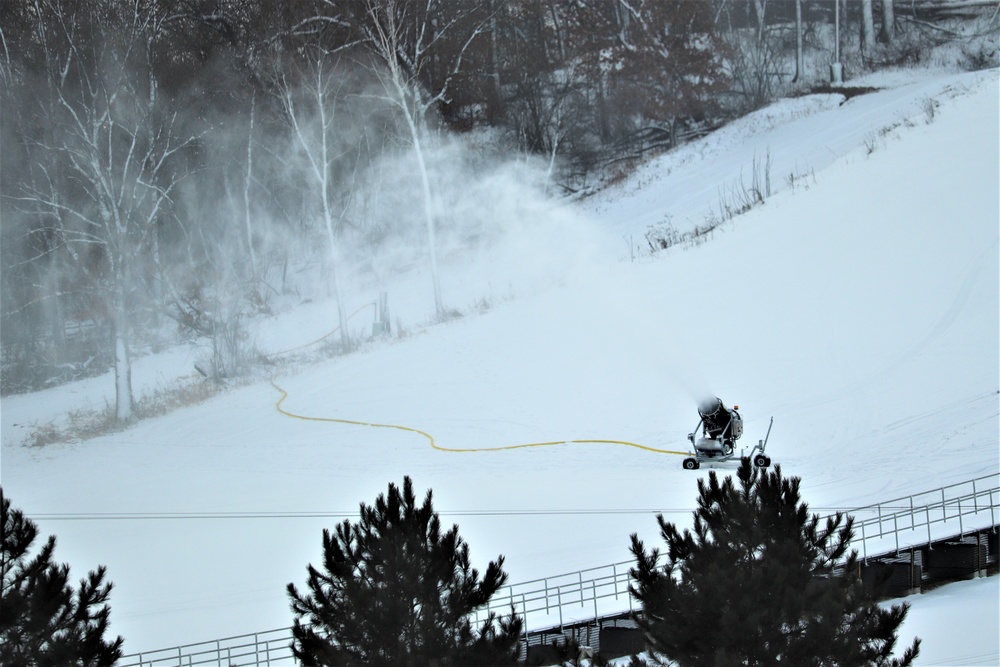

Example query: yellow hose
[268,302,376,357]
[271,379,688,456]
[267,301,687,456]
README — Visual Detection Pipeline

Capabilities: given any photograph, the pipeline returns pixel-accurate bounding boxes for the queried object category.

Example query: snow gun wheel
[683,457,700,470]
[753,454,771,468]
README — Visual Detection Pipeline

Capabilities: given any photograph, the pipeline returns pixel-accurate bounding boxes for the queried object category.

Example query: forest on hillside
[1,0,996,419]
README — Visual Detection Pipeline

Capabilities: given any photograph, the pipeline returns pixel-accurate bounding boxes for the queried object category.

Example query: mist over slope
[1,67,997,657]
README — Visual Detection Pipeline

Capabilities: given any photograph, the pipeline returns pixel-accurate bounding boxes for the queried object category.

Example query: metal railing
[119,627,294,666]
[119,473,999,667]
[478,559,635,632]
[851,474,998,560]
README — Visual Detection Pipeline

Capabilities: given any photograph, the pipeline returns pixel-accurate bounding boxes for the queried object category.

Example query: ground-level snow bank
[894,575,1000,667]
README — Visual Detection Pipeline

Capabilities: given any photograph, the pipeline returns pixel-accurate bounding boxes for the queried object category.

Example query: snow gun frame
[683,415,773,471]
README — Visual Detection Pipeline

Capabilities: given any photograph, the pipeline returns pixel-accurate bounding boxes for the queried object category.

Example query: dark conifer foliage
[0,488,124,667]
[288,476,522,666]
[629,458,920,667]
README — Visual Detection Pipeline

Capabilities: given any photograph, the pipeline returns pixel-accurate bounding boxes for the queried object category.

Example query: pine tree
[629,459,920,667]
[288,476,523,666]
[0,488,124,667]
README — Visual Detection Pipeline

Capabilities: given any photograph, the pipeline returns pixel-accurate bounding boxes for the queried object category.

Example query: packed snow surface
[2,68,998,665]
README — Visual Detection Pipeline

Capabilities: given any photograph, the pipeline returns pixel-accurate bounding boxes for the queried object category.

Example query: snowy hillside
[1,67,997,664]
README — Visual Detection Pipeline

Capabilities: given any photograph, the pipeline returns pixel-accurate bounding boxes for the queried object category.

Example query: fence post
[977,532,983,577]
[860,521,868,562]
[593,580,599,620]
[579,571,585,608]
[926,505,933,549]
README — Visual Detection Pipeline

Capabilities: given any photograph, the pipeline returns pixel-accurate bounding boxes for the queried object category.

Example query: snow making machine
[682,397,773,470]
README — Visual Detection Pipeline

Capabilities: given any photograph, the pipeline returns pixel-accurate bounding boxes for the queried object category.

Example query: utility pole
[831,0,843,84]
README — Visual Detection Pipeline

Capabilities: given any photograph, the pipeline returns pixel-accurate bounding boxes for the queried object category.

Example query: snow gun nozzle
[698,397,724,419]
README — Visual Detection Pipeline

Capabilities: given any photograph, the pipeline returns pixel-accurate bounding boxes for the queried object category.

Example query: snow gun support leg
[747,417,774,468]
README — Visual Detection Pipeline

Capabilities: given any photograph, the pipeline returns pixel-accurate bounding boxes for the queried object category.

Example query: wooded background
[1,0,995,416]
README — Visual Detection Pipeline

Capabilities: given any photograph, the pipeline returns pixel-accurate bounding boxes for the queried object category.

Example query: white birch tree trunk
[281,58,350,348]
[112,258,133,422]
[397,91,443,316]
[752,0,768,42]
[320,161,350,350]
[860,0,877,53]
[316,76,350,347]
[361,0,486,318]
[793,0,804,83]
[244,92,258,282]
[880,0,896,44]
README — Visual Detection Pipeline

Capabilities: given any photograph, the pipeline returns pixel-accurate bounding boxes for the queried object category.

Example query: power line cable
[32,508,691,521]
[31,505,903,521]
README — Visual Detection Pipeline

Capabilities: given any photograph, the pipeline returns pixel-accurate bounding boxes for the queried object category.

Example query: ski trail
[868,242,995,383]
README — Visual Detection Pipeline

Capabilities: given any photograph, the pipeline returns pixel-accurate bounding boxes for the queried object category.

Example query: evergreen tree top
[288,476,522,667]
[629,459,920,667]
[1,487,124,667]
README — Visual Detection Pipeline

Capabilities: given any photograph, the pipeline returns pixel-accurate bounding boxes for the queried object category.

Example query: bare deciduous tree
[15,0,198,420]
[351,0,489,317]
[275,53,354,349]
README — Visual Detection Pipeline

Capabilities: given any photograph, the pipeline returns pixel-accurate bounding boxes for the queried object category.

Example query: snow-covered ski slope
[1,68,998,662]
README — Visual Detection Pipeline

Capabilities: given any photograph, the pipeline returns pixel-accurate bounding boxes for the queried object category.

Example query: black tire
[722,442,734,456]
[683,457,699,470]
[753,454,768,467]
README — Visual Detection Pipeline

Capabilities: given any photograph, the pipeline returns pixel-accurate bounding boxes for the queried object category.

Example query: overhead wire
[31,506,896,522]
[32,508,693,521]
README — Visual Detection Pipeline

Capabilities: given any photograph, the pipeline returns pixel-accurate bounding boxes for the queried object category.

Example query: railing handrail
[117,627,295,666]
[849,473,996,512]
[118,474,999,667]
